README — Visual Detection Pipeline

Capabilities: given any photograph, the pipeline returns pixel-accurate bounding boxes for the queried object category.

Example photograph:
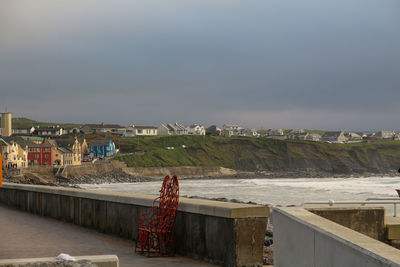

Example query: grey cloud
[1,0,400,130]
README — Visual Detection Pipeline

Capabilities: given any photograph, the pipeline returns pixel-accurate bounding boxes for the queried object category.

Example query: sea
[79,176,400,216]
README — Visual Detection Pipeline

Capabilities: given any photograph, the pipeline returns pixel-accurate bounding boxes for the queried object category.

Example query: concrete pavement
[0,203,217,267]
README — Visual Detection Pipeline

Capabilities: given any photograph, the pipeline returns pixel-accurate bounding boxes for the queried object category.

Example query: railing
[302,199,400,217]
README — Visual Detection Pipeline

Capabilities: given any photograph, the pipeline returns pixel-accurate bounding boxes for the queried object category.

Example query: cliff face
[116,137,400,175]
[211,139,400,174]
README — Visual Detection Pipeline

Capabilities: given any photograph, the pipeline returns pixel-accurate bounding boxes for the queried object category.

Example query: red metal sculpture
[135,175,179,256]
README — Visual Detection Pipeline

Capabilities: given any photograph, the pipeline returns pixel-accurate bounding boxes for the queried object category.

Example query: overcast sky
[1,0,399,131]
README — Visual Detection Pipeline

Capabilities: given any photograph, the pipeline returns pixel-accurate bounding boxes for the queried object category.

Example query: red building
[27,143,52,166]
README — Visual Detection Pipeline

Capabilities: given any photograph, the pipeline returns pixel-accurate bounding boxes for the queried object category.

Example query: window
[44,148,51,152]
[44,155,48,159]
[35,154,39,159]
[138,129,143,134]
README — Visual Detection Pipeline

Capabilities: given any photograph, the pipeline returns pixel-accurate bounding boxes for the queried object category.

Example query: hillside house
[133,126,158,136]
[322,131,347,143]
[88,140,116,158]
[158,123,187,135]
[306,133,321,142]
[186,124,205,135]
[206,125,222,136]
[288,130,308,140]
[238,128,260,138]
[346,132,363,142]
[375,130,395,140]
[265,129,287,140]
[36,126,65,136]
[12,126,35,135]
[223,124,242,135]
[81,124,124,135]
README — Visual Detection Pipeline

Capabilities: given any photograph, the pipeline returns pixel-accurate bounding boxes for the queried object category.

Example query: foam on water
[80,177,400,207]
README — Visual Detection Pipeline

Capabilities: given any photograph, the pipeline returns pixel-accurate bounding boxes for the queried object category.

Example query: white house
[158,123,187,135]
[186,124,205,135]
[238,128,260,138]
[36,126,65,136]
[12,126,36,135]
[133,126,158,136]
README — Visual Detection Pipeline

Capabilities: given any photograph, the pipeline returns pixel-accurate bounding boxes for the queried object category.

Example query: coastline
[4,168,399,188]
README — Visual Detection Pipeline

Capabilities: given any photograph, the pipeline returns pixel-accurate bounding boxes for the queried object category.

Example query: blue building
[88,140,116,158]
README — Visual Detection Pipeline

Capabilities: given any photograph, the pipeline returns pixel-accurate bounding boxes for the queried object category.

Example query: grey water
[80,177,400,215]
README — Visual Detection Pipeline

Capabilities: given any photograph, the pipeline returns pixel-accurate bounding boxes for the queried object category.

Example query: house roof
[21,136,44,141]
[88,140,112,146]
[134,126,157,129]
[322,131,343,138]
[12,126,35,130]
[1,136,35,148]
[57,147,72,154]
[85,124,123,129]
[52,138,82,148]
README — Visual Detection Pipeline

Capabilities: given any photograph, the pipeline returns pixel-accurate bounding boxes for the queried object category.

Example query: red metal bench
[135,175,179,256]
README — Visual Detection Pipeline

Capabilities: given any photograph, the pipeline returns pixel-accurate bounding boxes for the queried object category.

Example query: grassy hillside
[0,117,82,129]
[114,135,400,174]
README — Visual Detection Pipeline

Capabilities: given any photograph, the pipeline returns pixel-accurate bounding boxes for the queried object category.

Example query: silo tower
[1,112,12,137]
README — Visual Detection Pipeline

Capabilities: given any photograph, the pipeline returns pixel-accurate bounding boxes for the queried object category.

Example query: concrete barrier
[0,255,119,267]
[0,183,269,267]
[271,207,400,267]
[307,207,386,241]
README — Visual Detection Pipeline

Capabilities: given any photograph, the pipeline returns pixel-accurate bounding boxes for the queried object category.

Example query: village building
[305,133,322,142]
[12,126,36,135]
[186,124,205,135]
[21,136,44,144]
[375,130,395,140]
[27,139,53,166]
[346,132,363,142]
[238,128,260,138]
[133,126,158,136]
[321,131,347,143]
[0,138,28,169]
[36,126,65,136]
[222,124,242,136]
[81,124,124,135]
[206,125,222,136]
[50,138,84,165]
[158,123,187,135]
[122,126,135,137]
[265,129,287,140]
[88,140,116,158]
[288,130,308,140]
[220,129,232,137]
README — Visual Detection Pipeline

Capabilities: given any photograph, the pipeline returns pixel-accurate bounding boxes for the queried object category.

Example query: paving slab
[0,204,218,267]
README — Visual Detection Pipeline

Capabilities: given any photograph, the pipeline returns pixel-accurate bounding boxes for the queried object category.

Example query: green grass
[0,117,83,129]
[112,136,400,172]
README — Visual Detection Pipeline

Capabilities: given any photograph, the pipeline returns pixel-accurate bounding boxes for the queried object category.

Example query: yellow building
[1,112,12,137]
[53,137,82,166]
[0,139,28,169]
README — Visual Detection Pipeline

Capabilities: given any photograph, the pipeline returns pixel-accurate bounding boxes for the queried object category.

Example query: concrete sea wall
[271,207,400,267]
[0,183,268,267]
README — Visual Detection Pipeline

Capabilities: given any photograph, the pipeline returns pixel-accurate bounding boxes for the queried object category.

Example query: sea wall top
[2,182,269,219]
